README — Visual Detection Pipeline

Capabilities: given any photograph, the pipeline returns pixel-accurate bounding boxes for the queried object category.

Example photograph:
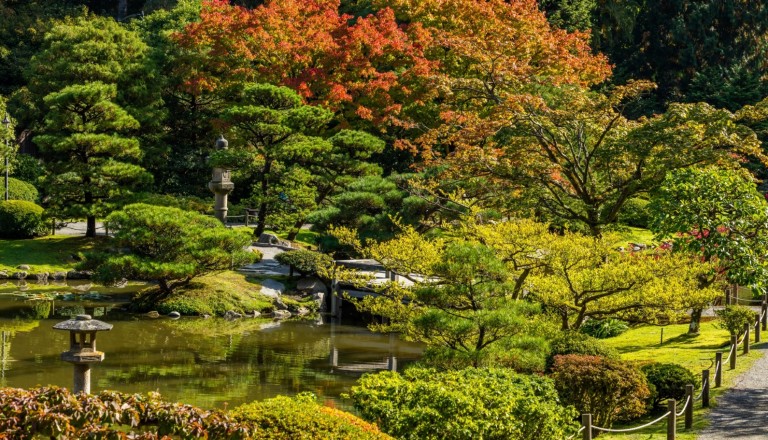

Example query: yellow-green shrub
[231,393,391,440]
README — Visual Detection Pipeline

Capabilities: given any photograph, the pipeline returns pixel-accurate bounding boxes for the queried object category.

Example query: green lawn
[612,226,658,249]
[596,322,765,439]
[0,236,106,273]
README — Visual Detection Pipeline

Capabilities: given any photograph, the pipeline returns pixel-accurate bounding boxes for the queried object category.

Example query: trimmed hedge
[0,200,47,238]
[275,249,334,277]
[232,393,392,440]
[7,177,39,202]
[348,367,579,440]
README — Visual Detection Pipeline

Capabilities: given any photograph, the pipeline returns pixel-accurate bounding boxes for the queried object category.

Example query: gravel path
[698,344,768,439]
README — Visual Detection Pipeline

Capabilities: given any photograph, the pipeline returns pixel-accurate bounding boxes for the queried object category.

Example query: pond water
[0,283,423,409]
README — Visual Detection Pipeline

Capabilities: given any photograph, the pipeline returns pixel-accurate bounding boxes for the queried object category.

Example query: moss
[132,271,275,316]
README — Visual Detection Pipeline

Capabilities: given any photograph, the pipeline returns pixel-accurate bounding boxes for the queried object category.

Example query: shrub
[7,177,38,202]
[580,318,629,339]
[545,331,619,371]
[716,304,757,337]
[618,197,651,228]
[347,367,579,440]
[96,204,255,297]
[641,363,699,407]
[275,249,334,277]
[551,354,651,427]
[0,386,251,438]
[231,392,392,440]
[0,200,47,238]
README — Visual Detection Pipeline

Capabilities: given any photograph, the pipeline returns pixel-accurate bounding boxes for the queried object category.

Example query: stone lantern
[53,314,112,394]
[208,135,235,224]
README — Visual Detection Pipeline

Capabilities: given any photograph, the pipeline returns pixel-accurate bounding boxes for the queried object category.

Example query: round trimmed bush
[7,178,38,202]
[641,362,699,407]
[232,392,392,440]
[546,331,619,371]
[0,200,47,238]
[551,354,651,427]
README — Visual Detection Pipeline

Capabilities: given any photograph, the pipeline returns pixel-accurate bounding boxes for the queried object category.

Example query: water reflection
[0,292,422,409]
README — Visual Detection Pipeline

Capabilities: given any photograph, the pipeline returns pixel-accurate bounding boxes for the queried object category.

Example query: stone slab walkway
[698,344,768,439]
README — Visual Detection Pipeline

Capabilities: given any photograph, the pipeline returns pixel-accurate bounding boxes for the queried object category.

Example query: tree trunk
[86,216,96,238]
[561,311,570,331]
[286,219,304,242]
[117,0,128,21]
[254,202,267,237]
[688,307,703,334]
[253,160,272,238]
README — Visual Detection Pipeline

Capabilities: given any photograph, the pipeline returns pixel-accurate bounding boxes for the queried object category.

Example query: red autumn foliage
[174,0,435,127]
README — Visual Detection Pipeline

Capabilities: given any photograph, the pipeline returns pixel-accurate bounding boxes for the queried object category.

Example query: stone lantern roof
[53,315,113,332]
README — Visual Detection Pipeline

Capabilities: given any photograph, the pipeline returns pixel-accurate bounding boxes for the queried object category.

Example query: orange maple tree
[378,0,612,158]
[174,0,435,127]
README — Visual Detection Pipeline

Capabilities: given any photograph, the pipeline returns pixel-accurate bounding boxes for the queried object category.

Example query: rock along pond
[0,281,423,409]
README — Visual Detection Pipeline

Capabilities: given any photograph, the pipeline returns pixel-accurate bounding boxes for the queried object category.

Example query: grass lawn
[612,226,658,248]
[0,235,106,273]
[596,322,765,439]
[133,271,276,316]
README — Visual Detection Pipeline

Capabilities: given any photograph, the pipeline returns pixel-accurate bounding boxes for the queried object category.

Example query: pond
[0,282,423,409]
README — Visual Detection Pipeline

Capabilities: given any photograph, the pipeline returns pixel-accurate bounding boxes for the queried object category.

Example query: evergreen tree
[34,83,152,237]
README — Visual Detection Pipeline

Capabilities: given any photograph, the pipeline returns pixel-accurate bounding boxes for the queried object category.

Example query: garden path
[698,343,768,439]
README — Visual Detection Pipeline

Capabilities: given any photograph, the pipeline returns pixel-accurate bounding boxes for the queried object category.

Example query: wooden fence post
[715,352,722,387]
[667,399,676,440]
[730,336,737,369]
[725,287,731,305]
[762,301,767,331]
[743,323,750,355]
[702,369,710,408]
[684,385,693,429]
[581,414,592,440]
[756,313,761,343]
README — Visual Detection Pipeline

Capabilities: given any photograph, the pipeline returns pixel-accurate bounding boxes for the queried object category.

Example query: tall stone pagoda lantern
[208,135,235,224]
[53,314,113,394]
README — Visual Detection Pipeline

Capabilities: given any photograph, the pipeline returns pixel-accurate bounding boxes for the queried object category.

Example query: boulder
[168,311,181,319]
[224,310,243,320]
[146,311,160,318]
[257,233,291,247]
[271,309,291,319]
[66,270,93,280]
[296,307,310,316]
[202,314,211,319]
[252,310,261,318]
[0,271,8,279]
[313,291,327,312]
[12,271,27,280]
[296,276,326,293]
[16,265,31,271]
[257,279,285,299]
[274,297,289,311]
[34,272,49,283]
[52,271,67,281]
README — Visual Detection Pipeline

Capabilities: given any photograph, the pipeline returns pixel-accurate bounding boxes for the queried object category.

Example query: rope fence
[572,299,767,440]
